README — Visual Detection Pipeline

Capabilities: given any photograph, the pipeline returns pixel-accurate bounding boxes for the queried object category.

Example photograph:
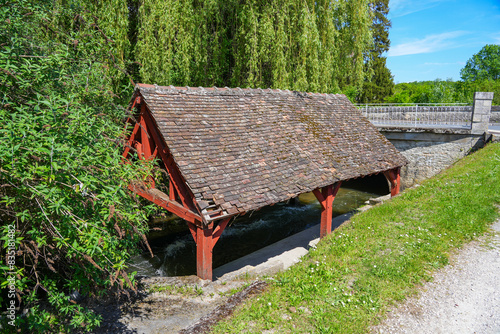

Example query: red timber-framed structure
[123,84,407,280]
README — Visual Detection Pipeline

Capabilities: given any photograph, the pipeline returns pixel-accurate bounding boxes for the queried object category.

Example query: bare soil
[91,275,263,334]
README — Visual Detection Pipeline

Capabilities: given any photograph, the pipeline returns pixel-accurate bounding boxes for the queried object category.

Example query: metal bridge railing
[355,103,473,129]
[490,106,500,129]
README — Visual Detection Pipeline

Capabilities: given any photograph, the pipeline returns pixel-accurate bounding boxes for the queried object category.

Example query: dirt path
[372,219,500,334]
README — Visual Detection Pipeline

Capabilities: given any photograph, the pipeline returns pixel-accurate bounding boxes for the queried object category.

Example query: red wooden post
[391,167,401,197]
[188,218,231,280]
[320,185,333,238]
[313,182,341,239]
[196,223,214,280]
[169,180,176,201]
[384,167,401,197]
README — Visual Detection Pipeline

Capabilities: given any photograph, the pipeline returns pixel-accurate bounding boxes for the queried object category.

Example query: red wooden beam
[129,183,202,225]
[313,182,341,238]
[212,218,230,246]
[135,141,143,158]
[312,188,326,210]
[187,222,198,241]
[130,95,141,110]
[169,180,176,201]
[122,122,141,160]
[140,109,199,215]
[123,96,141,131]
[139,106,154,159]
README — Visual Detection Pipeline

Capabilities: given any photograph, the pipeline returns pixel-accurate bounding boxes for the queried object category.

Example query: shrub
[0,1,153,331]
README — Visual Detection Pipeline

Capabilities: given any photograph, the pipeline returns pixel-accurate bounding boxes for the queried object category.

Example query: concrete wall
[382,131,486,189]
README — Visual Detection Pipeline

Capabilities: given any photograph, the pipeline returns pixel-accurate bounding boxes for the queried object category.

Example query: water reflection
[128,187,380,277]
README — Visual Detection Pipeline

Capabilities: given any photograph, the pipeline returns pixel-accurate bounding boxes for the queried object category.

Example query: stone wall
[376,92,494,189]
[382,131,486,189]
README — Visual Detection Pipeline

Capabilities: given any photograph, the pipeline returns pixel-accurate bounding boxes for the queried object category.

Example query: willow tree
[131,0,373,93]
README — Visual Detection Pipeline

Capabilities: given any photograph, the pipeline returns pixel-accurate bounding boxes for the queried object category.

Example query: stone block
[480,114,492,122]
[471,123,489,135]
[473,100,490,110]
[474,92,494,100]
[471,92,493,133]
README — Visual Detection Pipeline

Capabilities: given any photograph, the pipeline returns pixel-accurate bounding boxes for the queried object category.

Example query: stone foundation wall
[382,132,486,189]
[376,92,493,189]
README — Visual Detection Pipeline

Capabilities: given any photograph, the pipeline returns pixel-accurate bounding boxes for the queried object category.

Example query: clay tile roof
[133,83,407,218]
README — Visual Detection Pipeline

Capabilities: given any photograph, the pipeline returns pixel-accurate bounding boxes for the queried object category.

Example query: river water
[128,180,385,277]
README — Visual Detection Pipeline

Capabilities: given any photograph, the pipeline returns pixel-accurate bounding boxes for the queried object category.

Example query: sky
[386,0,500,83]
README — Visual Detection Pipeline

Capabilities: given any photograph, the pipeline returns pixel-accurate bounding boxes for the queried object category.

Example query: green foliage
[134,0,373,93]
[360,57,394,103]
[386,80,451,104]
[461,44,500,81]
[385,79,500,105]
[359,0,394,103]
[454,79,500,105]
[212,143,500,333]
[0,1,153,332]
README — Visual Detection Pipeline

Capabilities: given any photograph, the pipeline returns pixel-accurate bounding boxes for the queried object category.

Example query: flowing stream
[128,180,385,278]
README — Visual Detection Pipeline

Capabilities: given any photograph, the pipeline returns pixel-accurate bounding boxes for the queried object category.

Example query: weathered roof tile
[134,84,407,218]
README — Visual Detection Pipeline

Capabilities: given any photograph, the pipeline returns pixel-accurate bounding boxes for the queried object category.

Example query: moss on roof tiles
[133,84,407,216]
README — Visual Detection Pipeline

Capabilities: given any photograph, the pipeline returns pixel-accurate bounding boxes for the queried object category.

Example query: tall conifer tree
[359,0,394,102]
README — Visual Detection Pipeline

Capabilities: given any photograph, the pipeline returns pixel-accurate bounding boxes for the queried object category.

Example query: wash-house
[123,84,407,280]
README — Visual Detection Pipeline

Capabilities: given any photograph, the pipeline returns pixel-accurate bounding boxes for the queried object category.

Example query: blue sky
[386,0,500,83]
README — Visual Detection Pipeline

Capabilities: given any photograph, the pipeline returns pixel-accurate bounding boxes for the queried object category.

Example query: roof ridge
[136,83,344,99]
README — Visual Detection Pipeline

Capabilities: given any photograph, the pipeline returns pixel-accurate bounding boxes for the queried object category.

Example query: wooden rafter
[129,183,202,225]
[123,95,234,280]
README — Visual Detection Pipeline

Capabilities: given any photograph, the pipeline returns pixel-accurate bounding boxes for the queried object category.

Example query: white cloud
[388,31,468,57]
[390,0,451,18]
[423,61,466,66]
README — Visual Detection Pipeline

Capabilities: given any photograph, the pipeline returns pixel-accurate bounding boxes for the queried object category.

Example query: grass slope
[211,142,500,333]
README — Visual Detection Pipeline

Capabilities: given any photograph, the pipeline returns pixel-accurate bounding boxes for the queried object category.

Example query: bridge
[357,92,498,189]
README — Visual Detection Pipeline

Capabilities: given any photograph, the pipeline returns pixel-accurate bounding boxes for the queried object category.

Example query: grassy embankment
[212,142,500,333]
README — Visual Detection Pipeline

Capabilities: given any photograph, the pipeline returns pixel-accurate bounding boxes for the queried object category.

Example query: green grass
[211,142,500,333]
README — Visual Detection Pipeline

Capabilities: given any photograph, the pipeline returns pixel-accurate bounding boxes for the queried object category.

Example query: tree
[385,80,456,104]
[0,1,154,331]
[0,1,381,331]
[359,0,394,103]
[134,0,373,93]
[460,44,500,81]
[360,57,394,102]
